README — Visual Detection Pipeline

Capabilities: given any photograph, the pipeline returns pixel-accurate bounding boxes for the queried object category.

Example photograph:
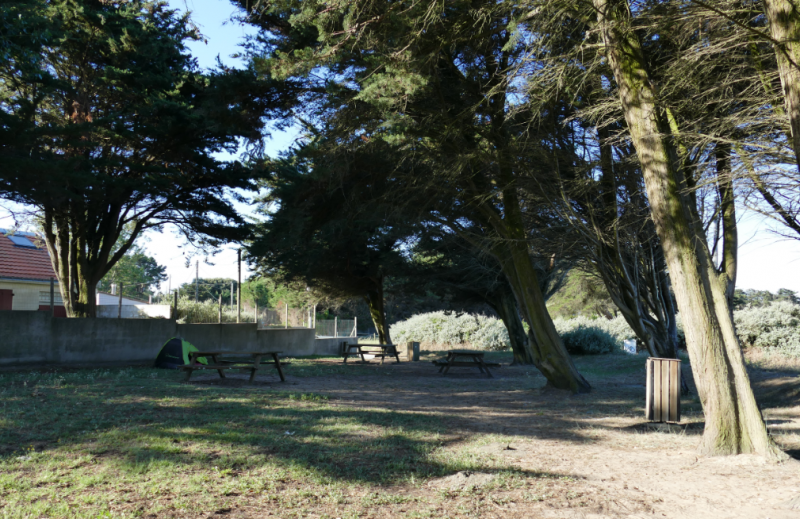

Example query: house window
[39,291,63,305]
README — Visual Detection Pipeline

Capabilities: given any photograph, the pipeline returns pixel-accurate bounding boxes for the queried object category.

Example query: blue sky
[1,0,798,294]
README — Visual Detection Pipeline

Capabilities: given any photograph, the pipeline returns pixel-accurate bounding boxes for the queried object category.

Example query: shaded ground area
[1,351,799,518]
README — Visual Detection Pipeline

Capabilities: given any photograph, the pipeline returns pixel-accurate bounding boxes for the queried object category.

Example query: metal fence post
[237,249,241,323]
[353,316,357,337]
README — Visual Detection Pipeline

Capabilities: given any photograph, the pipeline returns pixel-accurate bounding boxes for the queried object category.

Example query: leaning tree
[234,0,593,392]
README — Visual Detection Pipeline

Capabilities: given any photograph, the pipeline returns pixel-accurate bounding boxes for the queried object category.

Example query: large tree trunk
[594,0,785,458]
[765,0,800,171]
[487,287,535,365]
[494,195,591,393]
[364,278,391,344]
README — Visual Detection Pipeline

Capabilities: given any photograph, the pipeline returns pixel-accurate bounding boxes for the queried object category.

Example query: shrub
[734,302,800,357]
[389,311,510,351]
[552,315,626,355]
[175,296,255,324]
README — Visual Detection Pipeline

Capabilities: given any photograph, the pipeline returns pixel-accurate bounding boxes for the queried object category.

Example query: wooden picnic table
[183,351,286,383]
[341,342,401,364]
[432,349,499,378]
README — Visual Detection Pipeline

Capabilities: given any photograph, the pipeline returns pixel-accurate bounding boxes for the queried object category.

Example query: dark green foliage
[178,277,237,303]
[97,246,167,299]
[560,327,618,356]
[733,288,799,309]
[0,0,271,316]
[248,140,413,341]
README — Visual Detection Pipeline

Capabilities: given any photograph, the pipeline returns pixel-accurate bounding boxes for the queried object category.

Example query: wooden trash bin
[646,358,681,423]
[405,341,420,361]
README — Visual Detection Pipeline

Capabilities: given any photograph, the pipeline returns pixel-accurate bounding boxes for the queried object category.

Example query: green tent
[154,337,207,369]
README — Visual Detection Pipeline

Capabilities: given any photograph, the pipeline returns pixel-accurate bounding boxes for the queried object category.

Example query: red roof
[0,230,58,282]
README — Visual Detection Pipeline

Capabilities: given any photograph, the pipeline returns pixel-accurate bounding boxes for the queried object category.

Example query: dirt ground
[194,353,800,519]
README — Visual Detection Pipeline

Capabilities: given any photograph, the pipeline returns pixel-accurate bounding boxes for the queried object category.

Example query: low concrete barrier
[96,304,171,319]
[0,311,331,368]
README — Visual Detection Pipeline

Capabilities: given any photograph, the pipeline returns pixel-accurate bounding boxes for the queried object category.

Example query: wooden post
[118,283,123,319]
[255,300,258,326]
[284,303,289,328]
[49,277,55,317]
[237,249,241,323]
[173,290,178,320]
[218,294,222,323]
[334,316,338,337]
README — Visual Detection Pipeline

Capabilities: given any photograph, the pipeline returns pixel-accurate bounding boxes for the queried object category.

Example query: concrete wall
[0,311,325,368]
[314,337,358,356]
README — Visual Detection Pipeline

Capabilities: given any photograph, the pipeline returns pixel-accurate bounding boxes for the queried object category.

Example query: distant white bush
[734,302,800,357]
[390,311,510,351]
[390,304,800,358]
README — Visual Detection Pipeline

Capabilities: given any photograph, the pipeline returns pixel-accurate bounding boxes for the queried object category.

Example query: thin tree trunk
[488,287,535,365]
[765,0,800,171]
[595,0,785,458]
[716,143,737,310]
[364,279,391,344]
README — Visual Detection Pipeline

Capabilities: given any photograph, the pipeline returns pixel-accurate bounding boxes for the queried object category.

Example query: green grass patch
[0,367,512,518]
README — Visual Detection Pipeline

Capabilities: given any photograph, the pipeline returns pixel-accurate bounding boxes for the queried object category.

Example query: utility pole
[237,249,242,323]
[195,260,199,303]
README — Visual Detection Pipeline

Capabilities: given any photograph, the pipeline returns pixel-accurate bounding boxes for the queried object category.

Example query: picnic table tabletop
[192,351,283,356]
[185,350,286,383]
[341,343,401,364]
[434,349,496,377]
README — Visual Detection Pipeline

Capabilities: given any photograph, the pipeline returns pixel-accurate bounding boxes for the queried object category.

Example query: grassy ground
[1,351,798,518]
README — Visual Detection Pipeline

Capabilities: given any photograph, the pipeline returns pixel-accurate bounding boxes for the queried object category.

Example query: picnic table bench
[433,350,499,378]
[341,342,401,364]
[183,351,286,383]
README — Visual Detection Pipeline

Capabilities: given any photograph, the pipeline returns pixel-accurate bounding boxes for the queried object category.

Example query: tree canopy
[0,0,273,317]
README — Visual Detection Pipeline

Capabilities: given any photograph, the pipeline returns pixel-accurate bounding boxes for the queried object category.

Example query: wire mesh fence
[315,318,356,337]
[257,301,314,329]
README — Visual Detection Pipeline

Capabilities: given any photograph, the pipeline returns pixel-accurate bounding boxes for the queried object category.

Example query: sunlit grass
[0,367,516,518]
